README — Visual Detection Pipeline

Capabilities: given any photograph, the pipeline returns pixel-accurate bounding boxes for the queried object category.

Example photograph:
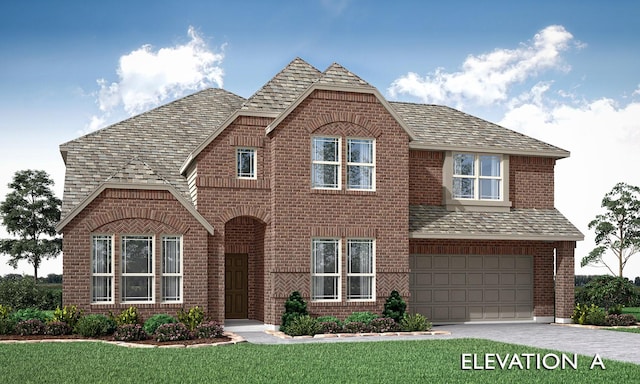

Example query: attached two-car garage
[409,254,533,323]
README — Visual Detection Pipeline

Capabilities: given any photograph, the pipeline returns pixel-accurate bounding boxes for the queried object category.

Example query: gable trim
[55,182,214,235]
[409,142,570,159]
[265,84,418,140]
[410,232,584,242]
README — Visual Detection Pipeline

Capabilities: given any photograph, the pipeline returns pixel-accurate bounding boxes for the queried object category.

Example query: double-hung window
[161,236,182,302]
[311,238,340,301]
[237,148,257,179]
[347,139,375,190]
[91,235,113,303]
[121,236,154,303]
[311,137,340,189]
[453,153,502,200]
[347,239,375,301]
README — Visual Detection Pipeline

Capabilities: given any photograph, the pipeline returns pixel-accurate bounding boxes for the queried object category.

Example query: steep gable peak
[318,62,372,88]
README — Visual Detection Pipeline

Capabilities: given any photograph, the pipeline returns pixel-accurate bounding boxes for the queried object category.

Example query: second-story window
[237,148,257,179]
[453,153,502,200]
[347,139,375,190]
[312,137,340,189]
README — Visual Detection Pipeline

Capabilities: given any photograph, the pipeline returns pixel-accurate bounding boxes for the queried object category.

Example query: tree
[581,182,640,277]
[0,170,62,281]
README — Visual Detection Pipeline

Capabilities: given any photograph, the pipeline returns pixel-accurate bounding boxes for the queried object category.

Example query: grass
[605,327,640,334]
[622,307,640,320]
[1,339,638,383]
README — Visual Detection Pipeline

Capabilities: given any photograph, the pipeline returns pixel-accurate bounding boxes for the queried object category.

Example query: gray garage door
[409,254,533,323]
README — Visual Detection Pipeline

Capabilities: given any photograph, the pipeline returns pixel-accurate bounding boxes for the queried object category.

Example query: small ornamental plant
[194,321,224,339]
[382,290,407,323]
[155,322,192,342]
[45,321,72,336]
[53,305,84,329]
[74,314,116,337]
[284,315,321,336]
[177,306,205,331]
[280,291,308,332]
[605,313,637,326]
[342,321,369,334]
[143,314,178,335]
[15,319,46,336]
[111,306,140,326]
[113,324,148,342]
[318,320,342,334]
[369,317,399,333]
[400,313,432,332]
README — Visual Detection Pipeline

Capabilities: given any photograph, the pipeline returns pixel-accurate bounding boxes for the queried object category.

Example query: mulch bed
[0,334,232,346]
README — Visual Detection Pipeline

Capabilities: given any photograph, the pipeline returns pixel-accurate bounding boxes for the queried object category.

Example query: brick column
[555,241,576,323]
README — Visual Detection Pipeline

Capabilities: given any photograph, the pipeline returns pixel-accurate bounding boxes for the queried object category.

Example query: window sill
[445,199,512,212]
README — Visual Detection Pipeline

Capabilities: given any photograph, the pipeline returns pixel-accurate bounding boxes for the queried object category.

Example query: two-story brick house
[56,58,583,326]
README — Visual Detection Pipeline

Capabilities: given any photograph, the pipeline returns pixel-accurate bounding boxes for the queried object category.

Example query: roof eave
[409,232,584,242]
[265,84,419,140]
[408,142,571,159]
[56,182,214,235]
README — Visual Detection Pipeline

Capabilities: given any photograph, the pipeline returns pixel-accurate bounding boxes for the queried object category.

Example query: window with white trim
[161,236,182,302]
[453,153,502,200]
[311,137,340,189]
[91,235,113,303]
[347,239,375,301]
[311,238,340,301]
[121,236,154,303]
[237,148,257,179]
[347,139,375,190]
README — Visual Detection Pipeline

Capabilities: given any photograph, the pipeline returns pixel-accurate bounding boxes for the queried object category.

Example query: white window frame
[311,238,341,302]
[236,147,257,179]
[161,236,183,303]
[311,136,341,190]
[346,239,376,301]
[121,235,154,304]
[452,153,503,201]
[346,138,376,191]
[91,235,114,304]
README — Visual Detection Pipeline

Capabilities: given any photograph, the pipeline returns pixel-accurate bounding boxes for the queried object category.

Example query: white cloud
[388,25,577,107]
[86,26,225,132]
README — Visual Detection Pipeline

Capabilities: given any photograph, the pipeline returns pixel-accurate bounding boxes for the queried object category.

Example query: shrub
[0,277,60,310]
[576,275,639,310]
[318,320,342,334]
[177,306,205,331]
[572,303,606,325]
[113,324,148,341]
[195,321,224,339]
[11,308,52,323]
[111,306,140,326]
[45,321,72,336]
[344,311,378,325]
[0,318,16,335]
[74,314,116,337]
[342,321,369,333]
[400,313,431,332]
[281,291,308,332]
[52,305,83,329]
[155,322,192,342]
[15,319,46,336]
[284,315,321,336]
[369,317,399,333]
[0,304,11,320]
[143,313,177,335]
[605,314,637,326]
[382,290,407,323]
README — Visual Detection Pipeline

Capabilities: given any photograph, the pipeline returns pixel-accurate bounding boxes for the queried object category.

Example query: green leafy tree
[0,170,62,281]
[581,182,640,277]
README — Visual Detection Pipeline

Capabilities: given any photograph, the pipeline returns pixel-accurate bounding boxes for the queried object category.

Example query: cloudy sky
[1,0,639,278]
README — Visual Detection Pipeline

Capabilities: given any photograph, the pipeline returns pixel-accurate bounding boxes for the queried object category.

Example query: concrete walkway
[227,321,640,365]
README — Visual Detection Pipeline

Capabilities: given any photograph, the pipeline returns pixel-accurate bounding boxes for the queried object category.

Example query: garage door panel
[410,254,533,322]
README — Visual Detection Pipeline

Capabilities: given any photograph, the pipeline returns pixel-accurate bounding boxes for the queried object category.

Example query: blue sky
[1,0,640,278]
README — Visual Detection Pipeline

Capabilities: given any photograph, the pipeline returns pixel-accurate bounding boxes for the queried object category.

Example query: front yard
[1,339,638,383]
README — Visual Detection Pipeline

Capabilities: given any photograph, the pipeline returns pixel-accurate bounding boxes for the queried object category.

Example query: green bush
[111,306,140,326]
[576,275,639,310]
[194,321,224,339]
[177,306,205,331]
[382,290,407,323]
[113,324,148,341]
[74,314,116,337]
[52,305,83,329]
[342,321,369,333]
[0,277,60,310]
[344,312,378,325]
[400,313,432,332]
[143,313,177,335]
[572,303,606,325]
[316,315,341,325]
[155,323,192,342]
[45,321,72,336]
[369,317,400,333]
[0,304,11,320]
[15,319,46,336]
[284,315,321,336]
[280,291,308,332]
[0,318,16,335]
[318,320,342,334]
[11,308,52,323]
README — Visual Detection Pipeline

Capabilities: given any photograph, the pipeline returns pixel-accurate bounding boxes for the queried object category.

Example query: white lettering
[521,353,535,369]
[461,354,472,370]
[495,353,509,369]
[508,354,524,370]
[563,354,578,370]
[484,354,495,370]
[590,354,606,370]
[473,354,483,370]
[542,354,560,370]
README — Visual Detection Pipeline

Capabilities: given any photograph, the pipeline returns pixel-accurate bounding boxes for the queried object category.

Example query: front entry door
[225,253,248,319]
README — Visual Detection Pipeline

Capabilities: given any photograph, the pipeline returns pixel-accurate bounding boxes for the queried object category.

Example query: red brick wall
[409,150,443,205]
[510,156,555,209]
[555,241,576,319]
[409,239,556,318]
[61,189,209,321]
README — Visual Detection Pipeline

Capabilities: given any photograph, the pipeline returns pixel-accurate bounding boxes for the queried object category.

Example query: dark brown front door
[225,253,248,319]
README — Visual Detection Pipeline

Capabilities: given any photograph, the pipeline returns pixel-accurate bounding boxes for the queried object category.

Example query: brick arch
[307,112,382,137]
[86,207,189,233]
[218,205,271,225]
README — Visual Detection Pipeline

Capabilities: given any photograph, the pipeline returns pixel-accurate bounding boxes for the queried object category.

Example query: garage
[409,254,533,323]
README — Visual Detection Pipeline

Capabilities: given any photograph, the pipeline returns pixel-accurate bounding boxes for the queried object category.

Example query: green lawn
[605,327,640,334]
[0,339,638,383]
[622,307,640,320]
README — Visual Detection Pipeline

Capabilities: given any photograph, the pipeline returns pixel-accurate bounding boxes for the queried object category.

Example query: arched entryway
[224,216,266,321]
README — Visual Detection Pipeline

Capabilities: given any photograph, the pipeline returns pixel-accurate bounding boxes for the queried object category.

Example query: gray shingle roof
[60,88,245,219]
[316,62,373,88]
[410,205,583,240]
[391,102,569,157]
